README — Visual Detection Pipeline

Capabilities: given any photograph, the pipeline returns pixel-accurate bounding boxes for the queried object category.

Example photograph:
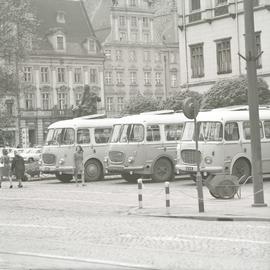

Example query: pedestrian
[73,145,85,186]
[11,150,25,188]
[0,148,13,188]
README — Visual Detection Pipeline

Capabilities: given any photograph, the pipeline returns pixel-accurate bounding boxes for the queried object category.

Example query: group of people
[0,149,25,188]
[0,145,86,188]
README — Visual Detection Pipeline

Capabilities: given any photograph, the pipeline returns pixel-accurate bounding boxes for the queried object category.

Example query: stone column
[67,66,74,106]
[150,18,154,42]
[51,67,57,106]
[127,16,131,41]
[138,17,142,42]
[33,65,41,108]
[83,66,89,85]
[37,119,43,145]
[98,66,105,113]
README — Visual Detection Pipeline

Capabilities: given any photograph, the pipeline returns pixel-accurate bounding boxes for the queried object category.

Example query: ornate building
[6,0,105,146]
[86,0,180,116]
[176,0,270,93]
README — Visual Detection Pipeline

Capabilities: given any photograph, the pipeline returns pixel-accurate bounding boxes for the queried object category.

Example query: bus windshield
[45,128,75,145]
[110,125,122,143]
[181,121,223,141]
[119,124,144,143]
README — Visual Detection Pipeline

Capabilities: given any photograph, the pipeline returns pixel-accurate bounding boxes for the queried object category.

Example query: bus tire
[85,159,103,182]
[232,158,251,183]
[152,158,173,182]
[55,173,73,183]
[121,173,141,183]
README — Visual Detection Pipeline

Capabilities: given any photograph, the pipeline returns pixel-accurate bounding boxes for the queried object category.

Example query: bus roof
[48,118,117,129]
[113,112,188,125]
[195,108,270,122]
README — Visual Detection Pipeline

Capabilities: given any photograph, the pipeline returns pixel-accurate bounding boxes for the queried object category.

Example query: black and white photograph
[0,0,270,269]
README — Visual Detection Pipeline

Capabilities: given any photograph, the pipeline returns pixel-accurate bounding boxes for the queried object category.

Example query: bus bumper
[175,164,223,174]
[107,165,144,174]
[40,165,74,174]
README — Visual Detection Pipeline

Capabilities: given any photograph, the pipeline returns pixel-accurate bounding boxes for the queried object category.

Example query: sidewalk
[131,179,270,222]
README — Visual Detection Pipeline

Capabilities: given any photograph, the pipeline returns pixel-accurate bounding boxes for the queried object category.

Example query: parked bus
[40,115,116,182]
[175,107,270,181]
[104,112,188,182]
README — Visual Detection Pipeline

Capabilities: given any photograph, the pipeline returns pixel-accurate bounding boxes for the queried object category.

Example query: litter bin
[205,174,239,199]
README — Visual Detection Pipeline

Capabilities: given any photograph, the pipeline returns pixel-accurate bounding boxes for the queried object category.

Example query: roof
[32,0,102,56]
[48,117,117,129]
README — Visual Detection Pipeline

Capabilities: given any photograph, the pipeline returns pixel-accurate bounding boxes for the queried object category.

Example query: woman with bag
[73,145,86,186]
[0,148,13,188]
[11,150,25,188]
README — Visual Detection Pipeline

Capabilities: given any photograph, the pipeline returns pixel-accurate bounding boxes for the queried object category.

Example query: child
[73,145,85,186]
[11,150,25,188]
[0,148,13,188]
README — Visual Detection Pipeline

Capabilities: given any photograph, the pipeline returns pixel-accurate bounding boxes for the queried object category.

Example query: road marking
[0,223,65,229]
[0,197,133,207]
[0,251,158,270]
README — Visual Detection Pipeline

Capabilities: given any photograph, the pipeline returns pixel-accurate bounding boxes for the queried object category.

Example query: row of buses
[40,106,270,183]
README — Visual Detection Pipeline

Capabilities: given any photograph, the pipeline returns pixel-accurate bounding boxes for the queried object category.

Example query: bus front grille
[109,151,125,163]
[181,150,201,165]
[42,153,56,165]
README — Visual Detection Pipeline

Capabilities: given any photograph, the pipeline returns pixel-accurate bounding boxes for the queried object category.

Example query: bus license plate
[186,166,194,171]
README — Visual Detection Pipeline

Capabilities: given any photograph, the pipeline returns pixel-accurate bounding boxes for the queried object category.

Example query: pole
[195,117,204,212]
[243,0,266,207]
[137,178,143,209]
[165,181,170,214]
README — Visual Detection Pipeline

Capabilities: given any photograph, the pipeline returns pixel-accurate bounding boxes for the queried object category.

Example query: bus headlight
[204,156,213,164]
[59,158,65,165]
[104,157,108,163]
[128,156,134,163]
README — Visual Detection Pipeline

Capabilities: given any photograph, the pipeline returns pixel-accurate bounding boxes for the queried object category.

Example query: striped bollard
[165,181,170,214]
[138,178,143,209]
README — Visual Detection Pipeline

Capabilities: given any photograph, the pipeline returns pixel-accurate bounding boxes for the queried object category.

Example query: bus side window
[77,129,90,144]
[264,121,270,139]
[146,125,160,142]
[243,121,263,140]
[225,122,239,141]
[165,124,183,141]
[95,128,112,144]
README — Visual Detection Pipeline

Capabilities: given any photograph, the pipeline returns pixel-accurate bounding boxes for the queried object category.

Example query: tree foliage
[201,76,270,109]
[0,67,18,95]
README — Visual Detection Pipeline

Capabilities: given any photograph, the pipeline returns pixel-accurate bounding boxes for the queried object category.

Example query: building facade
[2,0,105,147]
[176,0,270,93]
[88,0,180,116]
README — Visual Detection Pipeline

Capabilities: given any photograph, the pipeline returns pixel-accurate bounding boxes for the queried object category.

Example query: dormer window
[57,11,65,24]
[56,35,65,50]
[88,39,96,52]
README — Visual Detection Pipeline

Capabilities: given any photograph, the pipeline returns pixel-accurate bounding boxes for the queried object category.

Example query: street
[0,177,270,270]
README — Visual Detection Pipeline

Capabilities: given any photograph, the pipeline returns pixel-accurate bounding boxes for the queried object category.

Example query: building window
[119,16,126,26]
[57,93,67,110]
[143,32,150,43]
[88,39,96,52]
[155,52,161,62]
[105,49,111,60]
[142,17,149,27]
[255,32,262,68]
[90,69,98,84]
[131,16,137,27]
[131,31,138,41]
[155,72,162,85]
[190,43,204,78]
[74,68,82,84]
[6,100,13,115]
[106,97,114,112]
[57,67,65,83]
[25,93,34,110]
[41,93,50,110]
[117,97,124,112]
[56,11,65,23]
[40,67,49,83]
[129,0,137,7]
[75,92,82,106]
[116,71,123,85]
[191,0,200,11]
[56,36,64,50]
[189,0,201,22]
[215,0,228,16]
[119,31,127,41]
[129,50,136,62]
[216,38,232,74]
[170,73,177,87]
[170,52,177,63]
[23,67,32,82]
[116,50,122,61]
[130,71,137,85]
[144,72,151,85]
[143,50,151,62]
[105,71,113,85]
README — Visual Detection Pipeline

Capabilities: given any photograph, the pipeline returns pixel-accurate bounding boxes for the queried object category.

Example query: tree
[122,94,161,115]
[201,76,270,109]
[162,90,203,111]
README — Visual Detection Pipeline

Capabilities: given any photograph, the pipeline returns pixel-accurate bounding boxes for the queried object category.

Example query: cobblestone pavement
[0,178,269,270]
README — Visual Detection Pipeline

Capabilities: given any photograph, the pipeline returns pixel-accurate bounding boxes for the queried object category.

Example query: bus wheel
[121,173,141,183]
[152,158,173,182]
[232,158,251,183]
[85,159,103,182]
[55,173,73,183]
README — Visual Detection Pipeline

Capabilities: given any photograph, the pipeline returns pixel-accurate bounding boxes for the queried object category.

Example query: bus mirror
[183,98,199,119]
